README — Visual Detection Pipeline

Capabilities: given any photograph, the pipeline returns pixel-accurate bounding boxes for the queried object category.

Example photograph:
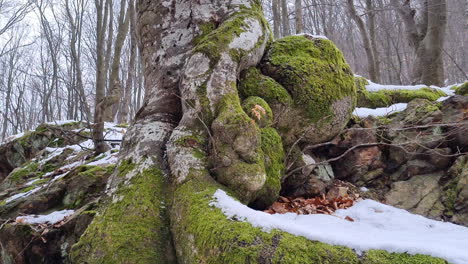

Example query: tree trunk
[346,0,378,82]
[92,0,112,154]
[391,0,447,86]
[69,1,431,263]
[272,0,281,39]
[281,0,291,36]
[295,0,303,34]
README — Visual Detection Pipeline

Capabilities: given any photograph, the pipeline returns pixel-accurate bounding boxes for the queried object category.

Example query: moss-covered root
[355,76,447,108]
[168,0,271,204]
[70,166,175,264]
[171,170,447,264]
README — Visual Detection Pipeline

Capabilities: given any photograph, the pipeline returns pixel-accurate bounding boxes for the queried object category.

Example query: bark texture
[391,0,447,86]
[69,1,446,263]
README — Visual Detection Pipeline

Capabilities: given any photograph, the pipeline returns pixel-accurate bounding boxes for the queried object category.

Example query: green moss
[454,82,468,96]
[0,200,5,206]
[77,165,108,178]
[70,166,173,264]
[442,180,459,216]
[115,123,129,128]
[239,67,293,105]
[20,185,37,193]
[9,162,39,182]
[355,77,446,108]
[251,127,285,209]
[261,35,356,123]
[242,96,274,127]
[361,250,447,264]
[117,159,136,177]
[192,2,267,66]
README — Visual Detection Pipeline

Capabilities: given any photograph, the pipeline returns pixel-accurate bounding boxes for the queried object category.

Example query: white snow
[5,186,42,203]
[353,103,408,118]
[211,189,468,264]
[45,120,78,126]
[16,210,75,225]
[360,187,369,192]
[0,131,25,146]
[87,151,118,166]
[296,33,329,40]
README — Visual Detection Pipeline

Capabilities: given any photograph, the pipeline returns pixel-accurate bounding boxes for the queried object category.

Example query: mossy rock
[355,77,446,108]
[242,96,274,127]
[454,82,468,96]
[258,34,356,145]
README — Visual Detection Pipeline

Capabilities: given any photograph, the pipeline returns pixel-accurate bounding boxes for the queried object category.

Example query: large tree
[68,1,440,263]
[391,0,447,86]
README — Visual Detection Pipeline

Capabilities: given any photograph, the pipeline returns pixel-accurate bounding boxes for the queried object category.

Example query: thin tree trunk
[92,0,112,154]
[272,0,281,38]
[295,0,303,34]
[281,0,291,36]
[103,0,131,122]
[346,0,378,82]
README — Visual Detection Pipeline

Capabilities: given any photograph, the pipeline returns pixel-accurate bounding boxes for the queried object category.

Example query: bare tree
[346,0,379,82]
[391,0,448,86]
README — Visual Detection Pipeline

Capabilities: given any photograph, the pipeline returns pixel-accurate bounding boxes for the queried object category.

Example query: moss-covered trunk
[70,1,447,263]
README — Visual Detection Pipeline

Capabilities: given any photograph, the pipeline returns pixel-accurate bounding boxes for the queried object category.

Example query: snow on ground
[353,78,463,118]
[0,131,25,146]
[365,80,456,96]
[16,210,75,225]
[3,123,125,205]
[45,120,78,126]
[5,186,42,203]
[353,103,407,118]
[211,189,468,264]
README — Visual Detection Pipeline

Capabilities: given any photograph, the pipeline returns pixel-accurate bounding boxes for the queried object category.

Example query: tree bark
[281,0,291,36]
[346,0,378,82]
[272,0,281,38]
[92,0,112,154]
[391,0,447,86]
[69,1,438,263]
[295,0,303,34]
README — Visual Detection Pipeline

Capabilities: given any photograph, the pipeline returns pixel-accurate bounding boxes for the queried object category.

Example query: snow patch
[211,189,468,264]
[296,33,329,40]
[16,210,75,225]
[353,103,408,118]
[5,186,42,203]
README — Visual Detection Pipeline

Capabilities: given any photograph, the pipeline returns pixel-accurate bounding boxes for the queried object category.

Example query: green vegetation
[355,76,446,108]
[262,35,356,123]
[70,165,173,264]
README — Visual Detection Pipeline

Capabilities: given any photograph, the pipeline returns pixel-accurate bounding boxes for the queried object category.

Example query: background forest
[0,0,466,140]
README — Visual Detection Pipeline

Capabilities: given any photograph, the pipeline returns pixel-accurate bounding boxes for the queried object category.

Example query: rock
[428,148,452,169]
[0,122,86,182]
[385,172,443,217]
[331,127,385,183]
[258,34,356,145]
[283,153,334,198]
[440,96,468,150]
[390,99,442,126]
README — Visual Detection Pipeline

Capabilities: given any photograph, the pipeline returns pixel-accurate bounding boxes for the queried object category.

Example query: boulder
[257,34,356,145]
